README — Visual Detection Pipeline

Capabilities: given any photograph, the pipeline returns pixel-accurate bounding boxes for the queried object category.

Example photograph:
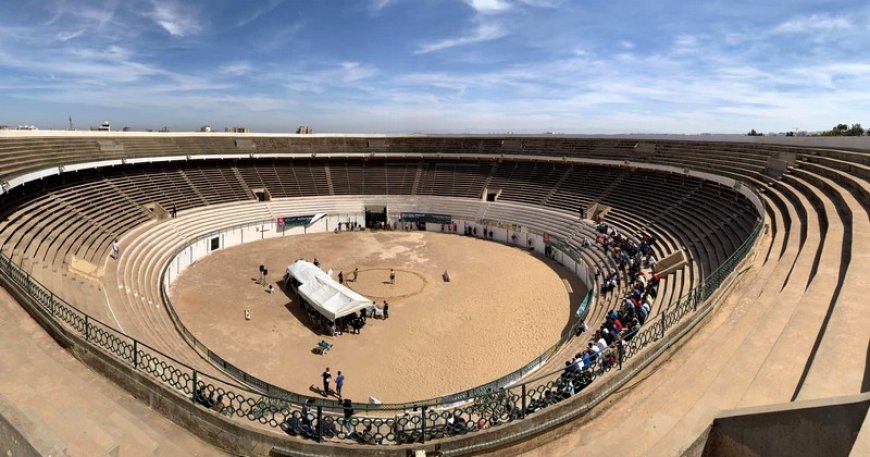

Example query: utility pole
[68,116,73,131]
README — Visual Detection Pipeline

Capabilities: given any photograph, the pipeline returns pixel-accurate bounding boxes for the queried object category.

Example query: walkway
[0,287,228,457]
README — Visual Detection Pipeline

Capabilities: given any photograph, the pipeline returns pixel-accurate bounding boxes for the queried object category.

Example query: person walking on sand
[338,271,344,284]
[389,269,395,285]
[322,368,332,397]
[111,239,120,259]
[383,301,389,319]
[352,267,358,282]
[336,371,345,399]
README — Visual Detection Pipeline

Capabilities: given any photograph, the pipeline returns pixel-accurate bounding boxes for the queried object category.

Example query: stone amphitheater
[0,131,866,457]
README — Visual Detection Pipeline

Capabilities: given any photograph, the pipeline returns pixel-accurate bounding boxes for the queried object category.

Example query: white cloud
[236,0,286,27]
[371,0,398,12]
[672,33,700,54]
[147,1,201,37]
[415,23,506,54]
[774,14,854,34]
[219,62,252,76]
[280,61,377,93]
[464,0,513,14]
[619,40,635,49]
[515,0,562,6]
[57,29,86,42]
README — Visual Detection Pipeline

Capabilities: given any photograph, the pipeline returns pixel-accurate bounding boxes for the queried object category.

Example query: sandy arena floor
[170,231,584,404]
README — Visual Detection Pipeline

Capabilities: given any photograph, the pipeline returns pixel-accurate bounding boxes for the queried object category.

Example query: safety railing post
[421,405,427,444]
[316,406,323,443]
[191,370,197,403]
[49,292,55,315]
[132,339,139,368]
[521,384,527,419]
[660,308,667,339]
[84,315,90,341]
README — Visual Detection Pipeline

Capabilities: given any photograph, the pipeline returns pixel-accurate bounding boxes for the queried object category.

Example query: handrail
[0,205,763,448]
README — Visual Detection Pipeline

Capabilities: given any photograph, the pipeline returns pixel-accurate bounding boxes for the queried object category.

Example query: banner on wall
[398,212,452,224]
[277,213,326,228]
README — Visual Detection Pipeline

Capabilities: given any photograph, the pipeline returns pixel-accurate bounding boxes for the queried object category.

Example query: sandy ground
[170,231,584,404]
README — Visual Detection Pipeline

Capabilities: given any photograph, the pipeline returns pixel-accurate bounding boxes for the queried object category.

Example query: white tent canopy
[286,260,372,321]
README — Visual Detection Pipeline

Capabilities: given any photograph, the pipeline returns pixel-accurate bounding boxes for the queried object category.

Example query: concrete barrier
[698,392,870,457]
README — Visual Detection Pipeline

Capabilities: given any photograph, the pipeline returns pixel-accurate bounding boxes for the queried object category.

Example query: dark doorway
[365,206,387,229]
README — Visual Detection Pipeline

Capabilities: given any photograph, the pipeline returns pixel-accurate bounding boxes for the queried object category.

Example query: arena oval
[168,229,586,404]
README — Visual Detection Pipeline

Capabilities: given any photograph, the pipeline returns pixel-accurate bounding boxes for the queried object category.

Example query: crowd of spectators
[565,222,663,378]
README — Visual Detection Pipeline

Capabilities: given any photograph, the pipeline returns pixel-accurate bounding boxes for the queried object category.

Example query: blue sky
[1,0,868,133]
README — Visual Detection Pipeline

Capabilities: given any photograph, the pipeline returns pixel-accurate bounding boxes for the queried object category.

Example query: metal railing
[0,212,762,447]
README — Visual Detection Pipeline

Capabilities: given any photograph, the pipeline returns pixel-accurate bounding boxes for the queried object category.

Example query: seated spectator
[587,342,600,360]
[595,333,607,352]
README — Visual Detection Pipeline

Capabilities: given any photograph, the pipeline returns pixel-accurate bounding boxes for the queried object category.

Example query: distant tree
[747,129,763,136]
[785,131,795,137]
[820,123,862,136]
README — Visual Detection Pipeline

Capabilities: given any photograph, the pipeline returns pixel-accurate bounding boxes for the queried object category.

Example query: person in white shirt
[575,319,588,336]
[588,342,600,356]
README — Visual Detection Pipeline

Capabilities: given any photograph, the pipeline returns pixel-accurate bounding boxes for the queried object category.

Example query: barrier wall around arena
[164,214,365,286]
[160,208,595,409]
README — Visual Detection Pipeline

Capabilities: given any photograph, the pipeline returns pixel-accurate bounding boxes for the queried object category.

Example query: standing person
[338,271,344,284]
[576,319,588,336]
[336,371,345,399]
[352,267,359,282]
[170,203,177,218]
[321,368,332,397]
[301,398,314,428]
[111,239,120,259]
[389,269,395,285]
[342,399,354,434]
[383,301,389,319]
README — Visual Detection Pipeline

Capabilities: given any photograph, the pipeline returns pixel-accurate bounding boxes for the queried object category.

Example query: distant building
[0,125,9,130]
[200,125,212,132]
[17,125,39,130]
[296,126,314,134]
[225,127,250,133]
[159,127,170,132]
[122,127,132,132]
[90,121,111,131]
